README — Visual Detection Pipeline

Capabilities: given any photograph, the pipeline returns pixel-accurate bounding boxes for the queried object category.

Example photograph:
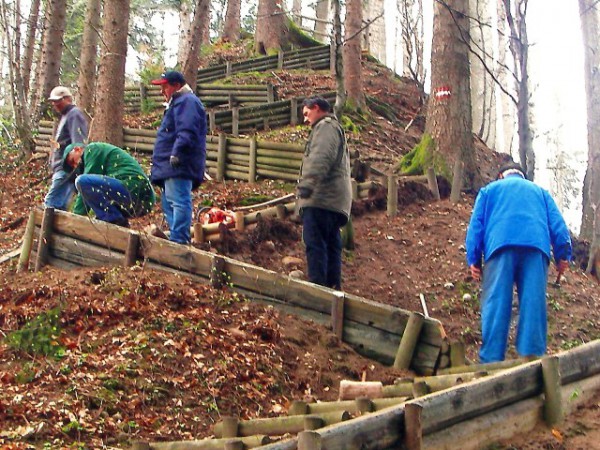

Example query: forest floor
[1,48,600,449]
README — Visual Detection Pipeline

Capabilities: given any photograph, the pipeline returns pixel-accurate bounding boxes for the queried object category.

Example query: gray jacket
[50,105,88,173]
[298,114,352,221]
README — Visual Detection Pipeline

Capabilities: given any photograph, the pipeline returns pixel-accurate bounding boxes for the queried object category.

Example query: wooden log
[542,355,563,426]
[413,371,489,393]
[217,133,227,181]
[331,292,344,339]
[423,371,600,450]
[393,312,425,370]
[387,175,398,217]
[223,440,243,450]
[35,207,54,271]
[145,435,271,450]
[17,209,36,272]
[193,223,205,244]
[289,400,309,415]
[404,402,423,450]
[123,127,158,138]
[426,167,441,201]
[124,232,140,267]
[48,233,125,267]
[213,411,350,438]
[298,431,321,450]
[411,381,431,398]
[221,416,239,438]
[339,380,383,400]
[382,382,414,398]
[257,140,304,152]
[255,147,303,160]
[449,341,466,368]
[131,442,150,450]
[437,358,529,375]
[303,416,323,431]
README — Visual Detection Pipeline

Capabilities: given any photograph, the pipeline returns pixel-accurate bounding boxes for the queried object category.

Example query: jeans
[302,207,345,290]
[479,246,549,363]
[44,170,75,210]
[162,178,193,244]
[75,175,137,225]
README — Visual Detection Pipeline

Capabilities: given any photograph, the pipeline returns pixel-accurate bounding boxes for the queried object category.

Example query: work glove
[297,186,313,199]
[170,155,181,168]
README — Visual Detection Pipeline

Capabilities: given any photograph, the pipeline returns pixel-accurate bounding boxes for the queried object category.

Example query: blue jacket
[466,174,572,266]
[151,86,206,189]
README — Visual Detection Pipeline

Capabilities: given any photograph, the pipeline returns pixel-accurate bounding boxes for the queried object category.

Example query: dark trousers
[302,207,345,290]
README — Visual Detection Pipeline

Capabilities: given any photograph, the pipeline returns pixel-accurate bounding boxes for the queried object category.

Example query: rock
[462,293,472,302]
[282,256,303,267]
[289,270,304,279]
[444,282,454,289]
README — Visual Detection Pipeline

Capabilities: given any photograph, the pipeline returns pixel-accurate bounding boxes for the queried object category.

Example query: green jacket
[298,114,352,220]
[70,142,155,216]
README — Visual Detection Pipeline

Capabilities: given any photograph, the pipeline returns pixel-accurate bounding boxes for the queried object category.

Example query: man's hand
[297,186,313,199]
[470,264,482,281]
[170,155,181,168]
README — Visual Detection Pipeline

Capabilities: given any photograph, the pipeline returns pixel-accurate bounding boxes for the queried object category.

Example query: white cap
[48,86,73,101]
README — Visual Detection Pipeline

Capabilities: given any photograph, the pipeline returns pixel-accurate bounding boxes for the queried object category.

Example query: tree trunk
[28,9,46,114]
[76,0,102,121]
[182,0,210,93]
[292,0,302,26]
[332,0,345,119]
[343,0,366,111]
[177,0,193,65]
[39,0,68,117]
[223,0,241,41]
[364,0,386,65]
[0,0,35,156]
[425,0,479,190]
[21,0,41,97]
[255,0,289,54]
[314,0,329,42]
[399,0,425,87]
[90,0,129,146]
[579,0,600,243]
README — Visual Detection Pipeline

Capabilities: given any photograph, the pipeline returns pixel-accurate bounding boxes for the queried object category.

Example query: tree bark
[332,0,345,119]
[182,0,210,93]
[76,0,102,121]
[425,0,479,190]
[223,0,242,41]
[255,0,289,54]
[364,0,386,64]
[89,0,129,145]
[39,0,68,117]
[314,0,330,42]
[579,0,600,244]
[343,0,366,111]
[177,0,193,65]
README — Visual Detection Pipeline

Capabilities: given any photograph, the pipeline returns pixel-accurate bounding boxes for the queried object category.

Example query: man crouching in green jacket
[62,142,155,227]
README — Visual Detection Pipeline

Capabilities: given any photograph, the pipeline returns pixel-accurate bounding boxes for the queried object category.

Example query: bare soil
[1,56,599,449]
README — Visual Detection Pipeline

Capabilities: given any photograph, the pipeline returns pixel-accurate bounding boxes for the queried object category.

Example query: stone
[282,256,303,267]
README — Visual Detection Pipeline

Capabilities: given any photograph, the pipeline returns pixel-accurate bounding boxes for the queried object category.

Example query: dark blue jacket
[151,86,206,189]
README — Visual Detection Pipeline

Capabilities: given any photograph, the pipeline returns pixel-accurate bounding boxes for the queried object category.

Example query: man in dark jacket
[44,86,88,210]
[465,163,572,363]
[297,96,352,290]
[62,143,155,227]
[150,71,206,244]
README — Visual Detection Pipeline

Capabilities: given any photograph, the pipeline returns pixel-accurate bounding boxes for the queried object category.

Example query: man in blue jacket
[150,71,206,244]
[465,163,571,363]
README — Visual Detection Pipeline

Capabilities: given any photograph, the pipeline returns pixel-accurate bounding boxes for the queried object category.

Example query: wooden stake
[339,380,383,400]
[298,431,322,450]
[449,341,466,368]
[210,256,227,289]
[17,209,36,273]
[249,136,257,182]
[276,204,287,220]
[331,292,344,339]
[404,402,423,450]
[393,312,425,370]
[192,223,205,244]
[387,175,398,217]
[217,133,227,182]
[124,232,140,267]
[289,400,309,415]
[234,211,245,232]
[426,167,441,201]
[34,207,54,272]
[542,355,563,426]
[221,416,239,438]
[450,160,464,203]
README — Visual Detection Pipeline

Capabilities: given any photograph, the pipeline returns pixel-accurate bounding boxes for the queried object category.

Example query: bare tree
[182,0,210,92]
[425,0,479,189]
[223,0,241,41]
[76,0,102,121]
[0,0,35,156]
[332,0,345,118]
[364,0,386,64]
[90,0,129,145]
[343,0,366,111]
[398,0,425,88]
[579,0,600,269]
[20,0,41,97]
[177,0,193,64]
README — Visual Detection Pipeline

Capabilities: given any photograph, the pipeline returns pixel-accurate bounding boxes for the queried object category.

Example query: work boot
[147,224,168,239]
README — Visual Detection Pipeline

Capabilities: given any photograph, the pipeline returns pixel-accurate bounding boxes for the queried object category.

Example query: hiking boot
[147,224,168,239]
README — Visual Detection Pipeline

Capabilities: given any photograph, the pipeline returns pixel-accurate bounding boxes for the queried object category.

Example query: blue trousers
[44,170,75,210]
[479,247,549,363]
[161,178,193,244]
[302,207,345,290]
[75,175,144,225]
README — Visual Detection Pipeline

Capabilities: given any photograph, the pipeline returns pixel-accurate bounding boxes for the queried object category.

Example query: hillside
[1,50,600,449]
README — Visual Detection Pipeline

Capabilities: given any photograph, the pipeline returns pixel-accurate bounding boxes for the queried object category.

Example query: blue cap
[151,71,186,86]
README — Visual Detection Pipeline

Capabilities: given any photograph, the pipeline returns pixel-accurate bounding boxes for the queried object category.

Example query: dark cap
[497,162,525,179]
[151,71,186,86]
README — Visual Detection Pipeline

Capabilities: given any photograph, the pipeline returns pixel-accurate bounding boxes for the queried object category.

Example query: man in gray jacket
[297,96,352,290]
[44,86,88,210]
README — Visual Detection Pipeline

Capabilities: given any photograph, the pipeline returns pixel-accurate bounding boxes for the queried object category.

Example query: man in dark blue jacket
[150,71,206,244]
[466,163,572,363]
